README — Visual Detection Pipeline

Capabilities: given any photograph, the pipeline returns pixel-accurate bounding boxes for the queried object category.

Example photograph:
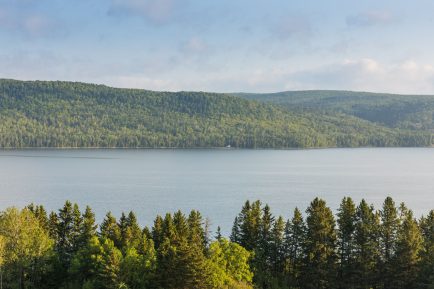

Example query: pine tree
[284,207,306,289]
[188,210,206,247]
[98,238,123,289]
[27,204,49,231]
[215,226,223,241]
[391,209,423,289]
[337,197,357,289]
[255,204,274,287]
[379,197,399,289]
[419,210,434,288]
[79,206,97,248]
[301,198,337,289]
[271,216,285,281]
[353,199,381,289]
[100,212,122,248]
[152,215,164,249]
[118,212,129,249]
[71,203,83,253]
[157,212,212,289]
[230,216,241,243]
[56,201,76,275]
[125,211,142,250]
[48,211,59,240]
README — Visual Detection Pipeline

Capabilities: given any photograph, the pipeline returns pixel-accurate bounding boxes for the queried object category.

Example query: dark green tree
[353,200,381,289]
[337,197,357,289]
[100,212,122,248]
[301,198,337,289]
[379,197,399,289]
[284,207,306,289]
[391,208,423,289]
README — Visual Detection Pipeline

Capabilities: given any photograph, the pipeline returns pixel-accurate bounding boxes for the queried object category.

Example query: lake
[0,148,433,235]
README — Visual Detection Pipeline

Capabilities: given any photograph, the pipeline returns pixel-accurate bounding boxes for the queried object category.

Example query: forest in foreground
[0,79,432,148]
[0,197,433,289]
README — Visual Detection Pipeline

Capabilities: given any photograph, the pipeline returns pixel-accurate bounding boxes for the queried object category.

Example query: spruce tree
[125,211,142,249]
[256,204,274,287]
[419,210,434,288]
[271,216,285,283]
[337,197,357,289]
[79,206,97,247]
[152,215,164,249]
[215,226,223,241]
[392,209,423,289]
[379,197,399,289]
[353,199,381,289]
[284,207,306,289]
[230,216,241,243]
[301,198,337,289]
[100,212,122,248]
[56,201,76,276]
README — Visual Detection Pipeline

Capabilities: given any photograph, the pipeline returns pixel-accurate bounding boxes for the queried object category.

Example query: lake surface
[0,148,433,234]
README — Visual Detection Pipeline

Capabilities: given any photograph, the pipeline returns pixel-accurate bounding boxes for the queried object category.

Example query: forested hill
[237,90,434,131]
[0,79,431,148]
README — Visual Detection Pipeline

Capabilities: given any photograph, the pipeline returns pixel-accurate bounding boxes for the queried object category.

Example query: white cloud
[285,59,434,94]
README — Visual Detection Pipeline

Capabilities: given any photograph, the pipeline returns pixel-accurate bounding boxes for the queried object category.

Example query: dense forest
[1,197,433,289]
[0,79,432,148]
[238,90,434,132]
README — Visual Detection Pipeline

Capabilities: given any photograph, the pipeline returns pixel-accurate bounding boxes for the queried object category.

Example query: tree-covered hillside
[237,90,434,131]
[0,79,431,148]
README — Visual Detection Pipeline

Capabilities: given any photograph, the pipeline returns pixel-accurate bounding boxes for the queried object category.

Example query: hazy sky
[1,0,434,93]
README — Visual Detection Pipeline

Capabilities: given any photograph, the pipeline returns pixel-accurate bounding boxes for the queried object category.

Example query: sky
[1,0,434,93]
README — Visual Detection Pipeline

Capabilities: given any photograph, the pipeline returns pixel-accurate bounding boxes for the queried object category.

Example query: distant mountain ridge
[0,79,431,148]
[235,90,434,131]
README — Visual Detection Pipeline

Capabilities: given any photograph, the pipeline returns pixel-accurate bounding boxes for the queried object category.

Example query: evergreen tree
[391,209,423,289]
[48,211,59,240]
[27,204,49,231]
[188,210,206,247]
[379,197,399,289]
[353,199,381,289]
[284,207,306,289]
[270,216,285,284]
[125,211,142,250]
[79,206,97,247]
[301,198,337,289]
[419,210,434,288]
[71,203,83,253]
[56,201,76,277]
[100,212,122,248]
[157,212,212,289]
[98,238,123,289]
[230,216,241,243]
[337,197,357,289]
[118,212,129,249]
[215,226,222,241]
[152,215,164,249]
[255,204,274,288]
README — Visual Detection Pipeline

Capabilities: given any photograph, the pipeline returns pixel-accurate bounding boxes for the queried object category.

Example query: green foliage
[0,207,53,289]
[0,197,434,289]
[0,79,432,148]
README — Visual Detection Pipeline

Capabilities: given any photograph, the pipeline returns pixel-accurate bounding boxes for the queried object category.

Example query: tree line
[0,79,431,148]
[0,197,433,289]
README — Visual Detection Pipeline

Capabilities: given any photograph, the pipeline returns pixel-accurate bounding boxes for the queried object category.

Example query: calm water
[0,148,433,234]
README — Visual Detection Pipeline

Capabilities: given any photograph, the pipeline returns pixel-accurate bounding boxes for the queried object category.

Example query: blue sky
[1,0,434,93]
